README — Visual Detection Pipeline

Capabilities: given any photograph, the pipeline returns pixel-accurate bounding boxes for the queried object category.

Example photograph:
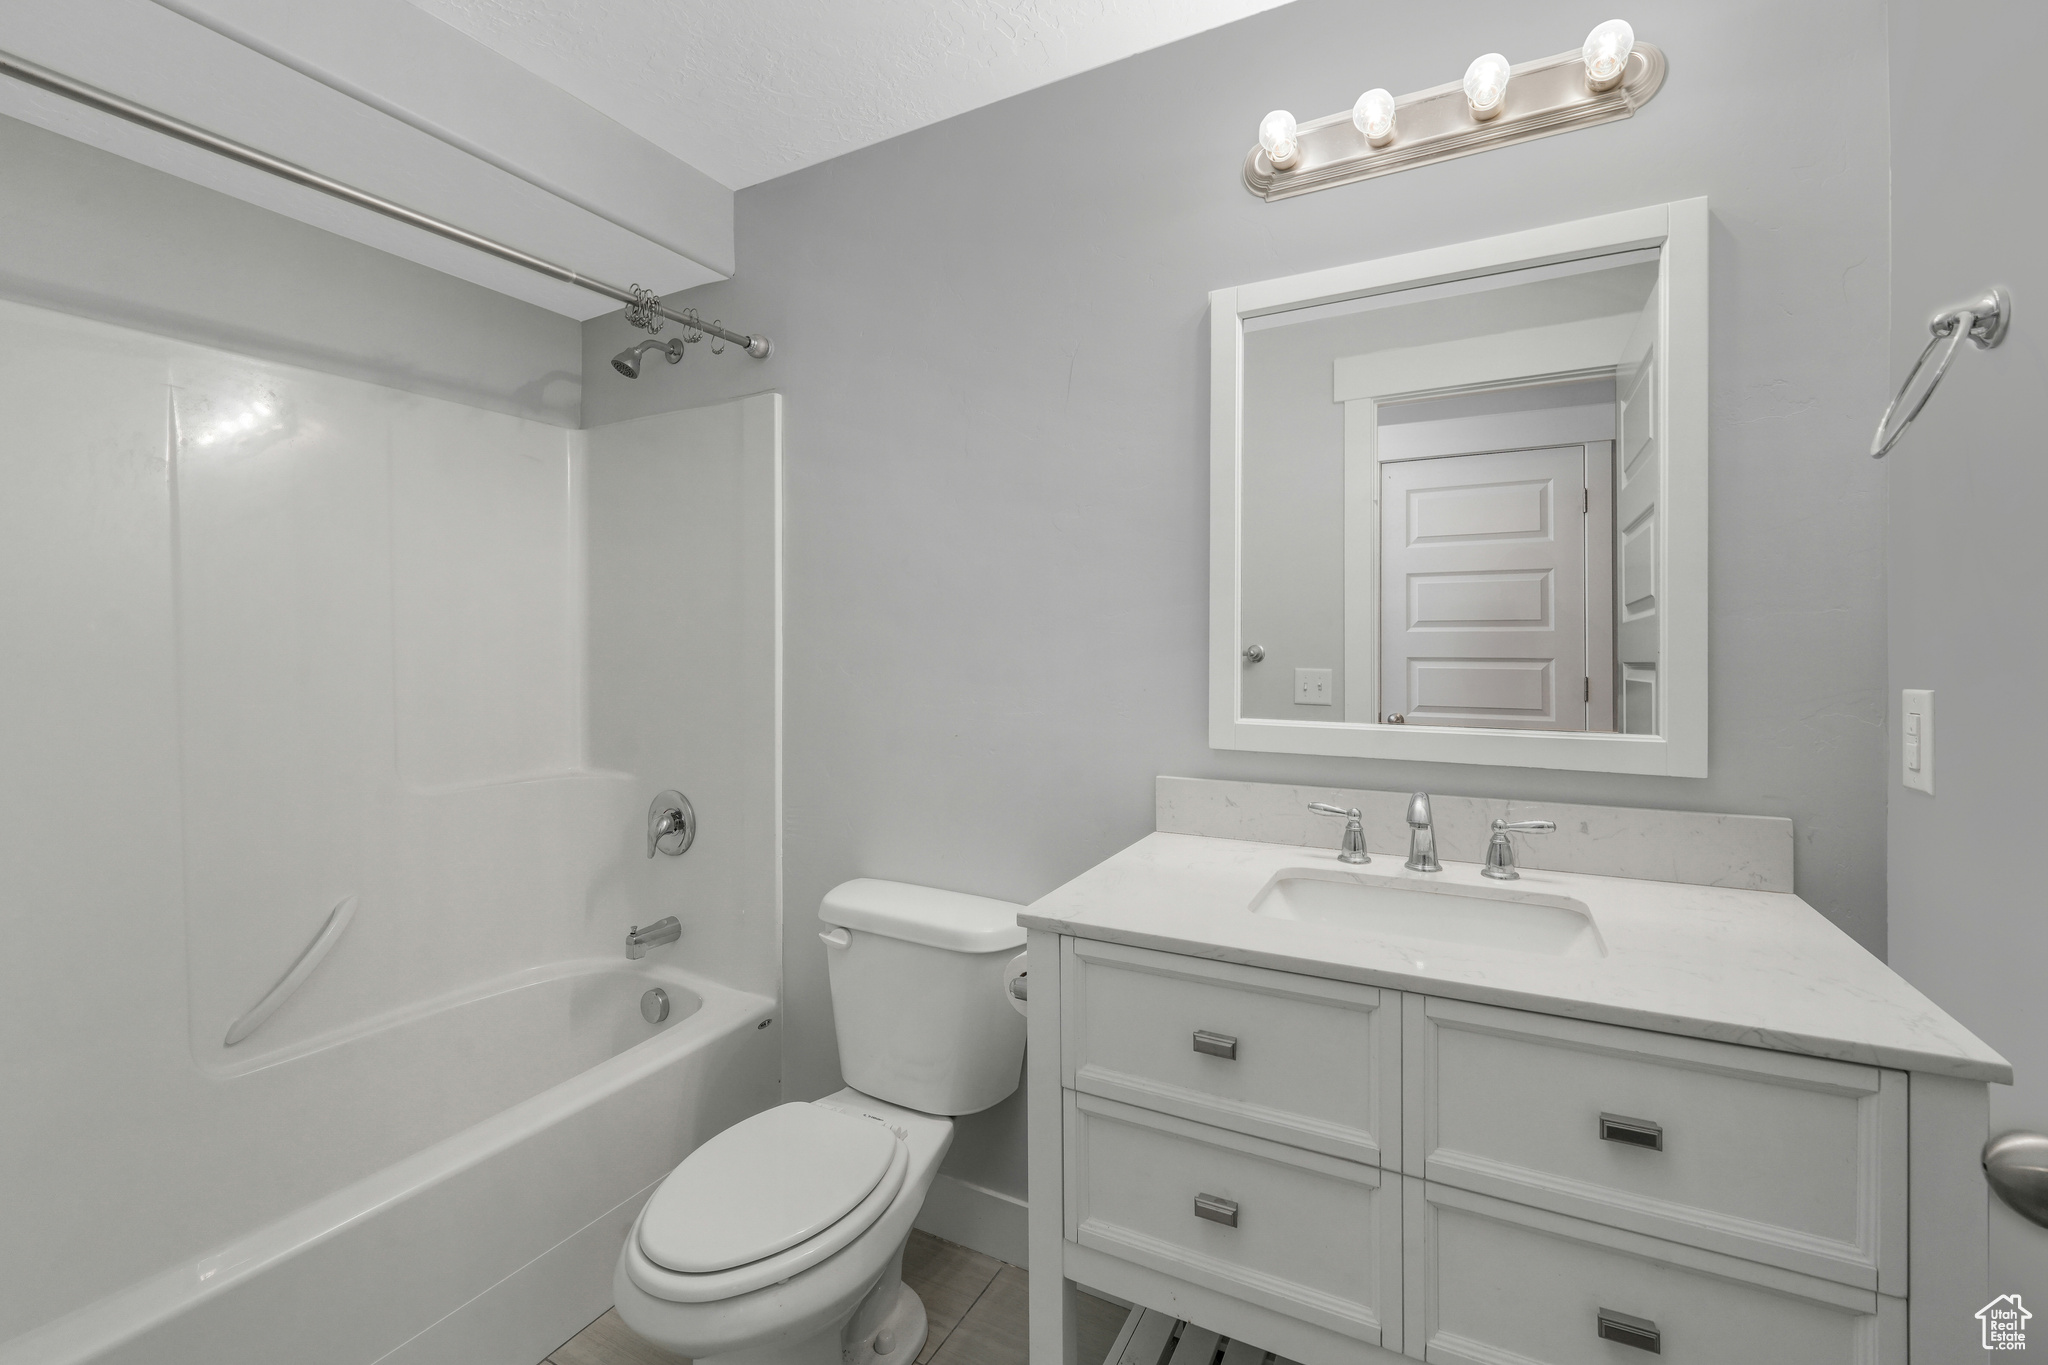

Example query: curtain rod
[0,47,771,358]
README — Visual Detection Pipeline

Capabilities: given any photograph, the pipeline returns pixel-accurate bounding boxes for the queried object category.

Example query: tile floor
[543,1230,1128,1365]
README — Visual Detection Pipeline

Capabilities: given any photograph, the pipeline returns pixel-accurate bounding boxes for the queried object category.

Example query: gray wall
[1886,0,2048,1307]
[0,112,582,425]
[584,0,1895,1205]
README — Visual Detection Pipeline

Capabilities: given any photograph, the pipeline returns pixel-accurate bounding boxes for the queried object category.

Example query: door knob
[1985,1131,2048,1228]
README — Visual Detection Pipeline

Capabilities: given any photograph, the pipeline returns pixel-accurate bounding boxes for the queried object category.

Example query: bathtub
[1,960,777,1365]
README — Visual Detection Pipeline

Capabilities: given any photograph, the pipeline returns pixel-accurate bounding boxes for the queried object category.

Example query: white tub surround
[1023,784,2006,1365]
[0,299,784,1361]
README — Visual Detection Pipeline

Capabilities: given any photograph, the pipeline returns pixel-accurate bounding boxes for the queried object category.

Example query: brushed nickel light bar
[1244,21,1666,202]
[0,46,771,359]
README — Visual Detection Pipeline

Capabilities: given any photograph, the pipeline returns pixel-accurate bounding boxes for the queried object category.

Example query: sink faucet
[1482,818,1557,880]
[626,916,681,960]
[1405,792,1442,872]
[1307,802,1370,863]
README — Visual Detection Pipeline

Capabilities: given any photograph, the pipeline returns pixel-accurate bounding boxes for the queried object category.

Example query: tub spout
[626,917,681,960]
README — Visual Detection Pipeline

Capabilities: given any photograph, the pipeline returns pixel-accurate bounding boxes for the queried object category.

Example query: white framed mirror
[1209,199,1707,776]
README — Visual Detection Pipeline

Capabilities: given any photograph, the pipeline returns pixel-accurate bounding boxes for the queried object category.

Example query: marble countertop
[1020,831,2011,1084]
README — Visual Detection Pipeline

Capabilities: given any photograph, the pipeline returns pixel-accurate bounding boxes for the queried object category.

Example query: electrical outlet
[1294,668,1333,706]
[1902,689,1934,794]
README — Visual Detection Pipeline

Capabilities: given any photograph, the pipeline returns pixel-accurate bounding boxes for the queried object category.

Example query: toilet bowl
[614,880,1028,1365]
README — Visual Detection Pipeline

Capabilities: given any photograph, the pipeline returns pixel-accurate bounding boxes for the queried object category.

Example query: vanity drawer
[1405,996,1906,1291]
[1064,1091,1402,1349]
[1408,1181,1900,1365]
[1062,938,1399,1165]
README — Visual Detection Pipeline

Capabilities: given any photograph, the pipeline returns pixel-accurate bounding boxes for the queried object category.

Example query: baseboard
[914,1173,1030,1268]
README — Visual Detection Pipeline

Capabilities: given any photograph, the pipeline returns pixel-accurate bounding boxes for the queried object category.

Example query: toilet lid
[638,1102,902,1274]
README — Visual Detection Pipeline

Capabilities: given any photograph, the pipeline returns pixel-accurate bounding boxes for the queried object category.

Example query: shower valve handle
[647,791,696,858]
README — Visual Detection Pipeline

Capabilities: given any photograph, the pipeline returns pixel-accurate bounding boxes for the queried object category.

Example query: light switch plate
[1294,668,1333,706]
[1902,689,1934,794]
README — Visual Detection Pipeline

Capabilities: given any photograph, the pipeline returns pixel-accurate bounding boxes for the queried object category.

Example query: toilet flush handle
[1004,951,1030,1017]
[819,927,852,950]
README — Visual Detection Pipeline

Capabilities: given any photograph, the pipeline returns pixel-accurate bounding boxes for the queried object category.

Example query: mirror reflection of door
[1234,246,1662,735]
[1379,443,1615,731]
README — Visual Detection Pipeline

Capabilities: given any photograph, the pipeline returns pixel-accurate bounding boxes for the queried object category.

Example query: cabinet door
[1066,1092,1403,1351]
[1404,995,1906,1291]
[1063,937,1400,1166]
[1406,1179,1901,1364]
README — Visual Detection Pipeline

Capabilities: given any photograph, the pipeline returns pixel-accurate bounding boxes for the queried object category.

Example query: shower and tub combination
[0,296,785,1365]
[0,48,797,1365]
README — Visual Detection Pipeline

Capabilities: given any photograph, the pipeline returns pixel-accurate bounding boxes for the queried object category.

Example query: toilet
[614,878,1029,1365]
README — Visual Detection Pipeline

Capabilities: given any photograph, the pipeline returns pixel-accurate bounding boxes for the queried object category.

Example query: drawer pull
[1600,1113,1663,1151]
[1192,1030,1239,1060]
[1596,1308,1661,1353]
[1193,1194,1239,1227]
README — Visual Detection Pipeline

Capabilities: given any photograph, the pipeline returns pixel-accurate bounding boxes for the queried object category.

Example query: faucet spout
[626,916,682,960]
[1404,792,1442,873]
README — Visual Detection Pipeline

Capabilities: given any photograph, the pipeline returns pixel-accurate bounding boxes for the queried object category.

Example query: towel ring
[1871,287,2011,458]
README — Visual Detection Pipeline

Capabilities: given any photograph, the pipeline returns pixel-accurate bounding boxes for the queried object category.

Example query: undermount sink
[1249,868,1605,958]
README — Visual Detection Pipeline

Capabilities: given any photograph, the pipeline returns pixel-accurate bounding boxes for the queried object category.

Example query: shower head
[613,338,685,379]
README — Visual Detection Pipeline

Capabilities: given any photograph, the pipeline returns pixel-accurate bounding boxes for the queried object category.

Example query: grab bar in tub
[223,894,357,1047]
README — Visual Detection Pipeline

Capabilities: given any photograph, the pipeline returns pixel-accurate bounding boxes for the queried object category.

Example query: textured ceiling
[405,0,1296,189]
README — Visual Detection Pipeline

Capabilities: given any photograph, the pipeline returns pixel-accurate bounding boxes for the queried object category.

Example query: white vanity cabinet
[1061,939,1404,1349]
[1029,932,1978,1365]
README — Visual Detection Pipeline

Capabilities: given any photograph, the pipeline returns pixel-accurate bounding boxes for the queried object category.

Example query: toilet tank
[818,879,1027,1115]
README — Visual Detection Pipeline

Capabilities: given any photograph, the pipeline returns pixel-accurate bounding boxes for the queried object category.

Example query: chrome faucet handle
[1308,803,1370,864]
[1482,818,1556,880]
[647,790,697,859]
[1404,792,1441,872]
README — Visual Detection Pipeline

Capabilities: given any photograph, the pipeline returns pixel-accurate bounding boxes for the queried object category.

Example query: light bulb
[1258,109,1301,170]
[1463,53,1511,120]
[1582,19,1635,92]
[1353,88,1396,147]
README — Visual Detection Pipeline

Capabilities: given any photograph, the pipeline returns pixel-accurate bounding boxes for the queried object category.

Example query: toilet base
[683,1279,928,1365]
[845,1281,927,1365]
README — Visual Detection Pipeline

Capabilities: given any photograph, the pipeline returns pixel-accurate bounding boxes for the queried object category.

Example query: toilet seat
[631,1103,910,1304]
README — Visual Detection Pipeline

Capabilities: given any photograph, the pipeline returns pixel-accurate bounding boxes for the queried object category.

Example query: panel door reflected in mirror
[1238,249,1661,735]
[1381,442,1599,730]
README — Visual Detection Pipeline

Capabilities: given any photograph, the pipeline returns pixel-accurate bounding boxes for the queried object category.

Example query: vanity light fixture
[1353,88,1396,147]
[1244,21,1664,201]
[1257,109,1301,170]
[1582,19,1635,92]
[1462,53,1512,120]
